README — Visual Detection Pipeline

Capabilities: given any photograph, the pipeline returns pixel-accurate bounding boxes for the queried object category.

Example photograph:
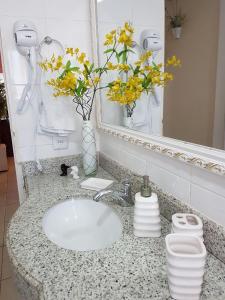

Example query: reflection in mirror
[96,0,225,150]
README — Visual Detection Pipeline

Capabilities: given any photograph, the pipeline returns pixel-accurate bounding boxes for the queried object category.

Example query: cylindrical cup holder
[166,233,207,300]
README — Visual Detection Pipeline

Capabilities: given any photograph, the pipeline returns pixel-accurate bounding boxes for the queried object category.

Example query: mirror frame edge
[90,0,225,177]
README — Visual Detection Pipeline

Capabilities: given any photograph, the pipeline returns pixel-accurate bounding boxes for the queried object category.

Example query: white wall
[0,0,92,163]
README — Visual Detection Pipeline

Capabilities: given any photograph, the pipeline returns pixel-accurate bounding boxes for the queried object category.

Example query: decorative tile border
[99,152,225,264]
[99,126,225,176]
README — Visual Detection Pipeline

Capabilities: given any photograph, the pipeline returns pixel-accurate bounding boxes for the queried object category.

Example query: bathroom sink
[42,197,122,251]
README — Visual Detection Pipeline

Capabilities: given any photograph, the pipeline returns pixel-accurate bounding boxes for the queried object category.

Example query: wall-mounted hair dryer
[140,30,163,106]
[14,20,39,114]
[140,29,162,60]
[14,20,38,57]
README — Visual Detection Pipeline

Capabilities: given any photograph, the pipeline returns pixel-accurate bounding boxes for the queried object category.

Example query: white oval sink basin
[42,198,122,251]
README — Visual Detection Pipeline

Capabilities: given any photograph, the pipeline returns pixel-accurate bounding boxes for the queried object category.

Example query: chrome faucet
[93,179,133,207]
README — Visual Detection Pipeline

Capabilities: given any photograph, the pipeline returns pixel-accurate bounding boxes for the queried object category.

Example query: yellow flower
[107,62,117,70]
[118,29,133,46]
[47,71,77,97]
[84,60,91,66]
[167,55,181,67]
[107,75,143,105]
[104,33,114,46]
[53,56,63,71]
[144,65,153,72]
[50,54,56,63]
[124,22,134,33]
[118,64,130,72]
[78,52,86,64]
[66,48,74,55]
[152,76,161,84]
[84,79,91,87]
[93,77,100,85]
[39,62,48,71]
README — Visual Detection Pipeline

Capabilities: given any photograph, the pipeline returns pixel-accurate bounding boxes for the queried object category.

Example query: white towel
[38,69,76,136]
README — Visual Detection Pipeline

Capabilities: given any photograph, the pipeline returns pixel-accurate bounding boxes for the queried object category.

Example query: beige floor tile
[0,278,23,300]
[4,204,19,226]
[2,246,11,280]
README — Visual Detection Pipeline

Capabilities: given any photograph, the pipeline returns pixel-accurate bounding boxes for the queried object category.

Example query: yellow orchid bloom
[167,55,181,67]
[78,52,86,64]
[66,48,74,55]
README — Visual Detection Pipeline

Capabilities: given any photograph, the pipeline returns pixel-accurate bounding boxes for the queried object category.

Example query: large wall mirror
[91,0,225,175]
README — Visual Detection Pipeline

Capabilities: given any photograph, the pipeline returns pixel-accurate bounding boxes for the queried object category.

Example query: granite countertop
[7,167,225,300]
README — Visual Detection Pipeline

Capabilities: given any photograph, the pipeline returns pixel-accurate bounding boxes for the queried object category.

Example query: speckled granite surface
[7,163,225,299]
[21,154,83,176]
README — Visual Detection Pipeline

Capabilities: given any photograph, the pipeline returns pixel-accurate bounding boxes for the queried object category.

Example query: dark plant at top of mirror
[0,80,8,120]
[166,0,186,28]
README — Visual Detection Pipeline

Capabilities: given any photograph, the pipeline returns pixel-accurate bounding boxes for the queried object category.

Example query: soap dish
[171,213,203,241]
[80,178,113,191]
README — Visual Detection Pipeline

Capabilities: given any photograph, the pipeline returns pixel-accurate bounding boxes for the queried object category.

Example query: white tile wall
[100,133,225,227]
[0,0,93,200]
[0,0,92,164]
[190,184,225,226]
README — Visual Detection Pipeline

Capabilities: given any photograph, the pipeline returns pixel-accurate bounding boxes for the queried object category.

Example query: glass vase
[82,120,97,176]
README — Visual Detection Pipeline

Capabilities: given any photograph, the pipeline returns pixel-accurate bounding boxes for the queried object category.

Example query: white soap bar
[80,178,113,191]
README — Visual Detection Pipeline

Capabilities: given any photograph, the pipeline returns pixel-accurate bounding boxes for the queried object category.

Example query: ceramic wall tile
[190,184,225,227]
[191,165,225,197]
[0,0,46,18]
[147,161,191,204]
[44,0,90,21]
[97,0,132,23]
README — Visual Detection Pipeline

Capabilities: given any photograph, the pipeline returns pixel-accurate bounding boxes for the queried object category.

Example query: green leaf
[104,48,114,54]
[84,64,90,75]
[68,67,80,72]
[94,67,101,73]
[115,51,120,63]
[89,63,94,73]
[126,49,135,54]
[133,66,140,75]
[75,80,83,96]
[65,60,71,69]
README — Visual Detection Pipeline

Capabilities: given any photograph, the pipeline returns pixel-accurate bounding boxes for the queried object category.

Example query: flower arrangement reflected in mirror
[166,0,186,39]
[40,22,180,175]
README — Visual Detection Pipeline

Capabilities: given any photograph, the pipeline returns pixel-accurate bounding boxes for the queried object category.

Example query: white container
[171,214,203,241]
[82,121,97,176]
[172,27,182,39]
[133,192,161,237]
[166,233,207,300]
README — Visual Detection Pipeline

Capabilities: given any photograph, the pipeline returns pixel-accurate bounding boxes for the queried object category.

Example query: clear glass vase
[82,120,97,176]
